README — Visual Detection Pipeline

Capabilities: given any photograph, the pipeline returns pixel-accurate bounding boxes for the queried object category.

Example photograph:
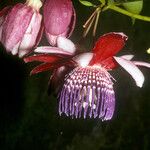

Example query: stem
[105,5,150,22]
[83,9,97,28]
[83,14,96,37]
[93,10,100,36]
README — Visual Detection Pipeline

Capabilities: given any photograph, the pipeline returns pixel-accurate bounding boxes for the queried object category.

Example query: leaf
[122,0,143,15]
[79,0,96,7]
[98,0,105,4]
[107,0,115,4]
[122,0,143,24]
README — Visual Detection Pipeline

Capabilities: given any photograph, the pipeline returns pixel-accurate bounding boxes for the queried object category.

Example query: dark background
[0,0,150,149]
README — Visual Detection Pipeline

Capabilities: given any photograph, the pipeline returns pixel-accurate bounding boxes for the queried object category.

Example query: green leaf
[98,0,106,4]
[107,0,115,4]
[122,0,143,24]
[79,0,96,7]
[122,0,143,15]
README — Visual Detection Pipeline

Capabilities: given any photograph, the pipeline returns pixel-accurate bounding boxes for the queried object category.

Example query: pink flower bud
[43,0,76,46]
[0,0,43,57]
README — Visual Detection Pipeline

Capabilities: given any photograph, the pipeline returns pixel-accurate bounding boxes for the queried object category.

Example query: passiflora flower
[0,0,43,57]
[43,0,76,46]
[24,32,150,121]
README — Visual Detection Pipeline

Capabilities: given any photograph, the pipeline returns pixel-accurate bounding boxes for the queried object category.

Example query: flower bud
[0,0,43,57]
[43,0,76,46]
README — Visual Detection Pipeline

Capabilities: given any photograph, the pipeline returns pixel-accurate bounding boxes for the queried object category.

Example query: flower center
[58,65,115,121]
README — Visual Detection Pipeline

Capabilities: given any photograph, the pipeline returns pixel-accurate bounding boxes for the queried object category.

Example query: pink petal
[18,12,42,57]
[34,46,73,55]
[0,6,12,41]
[57,36,76,54]
[45,32,58,46]
[91,32,128,65]
[45,28,70,46]
[133,61,150,68]
[1,3,33,52]
[43,0,73,35]
[24,54,62,63]
[0,6,11,25]
[114,56,144,88]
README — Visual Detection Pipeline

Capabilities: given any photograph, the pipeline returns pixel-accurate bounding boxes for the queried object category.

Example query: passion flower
[0,0,43,57]
[24,32,150,121]
[43,0,76,46]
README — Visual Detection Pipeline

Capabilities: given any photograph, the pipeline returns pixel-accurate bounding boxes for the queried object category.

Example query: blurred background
[0,0,150,149]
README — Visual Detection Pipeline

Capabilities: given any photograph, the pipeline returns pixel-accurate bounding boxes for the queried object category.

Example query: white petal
[11,42,20,55]
[57,36,76,54]
[133,61,150,68]
[114,56,144,88]
[34,46,73,55]
[73,53,93,67]
[120,54,134,60]
[19,33,32,50]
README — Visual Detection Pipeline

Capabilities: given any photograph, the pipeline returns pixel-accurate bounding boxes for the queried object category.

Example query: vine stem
[104,4,150,22]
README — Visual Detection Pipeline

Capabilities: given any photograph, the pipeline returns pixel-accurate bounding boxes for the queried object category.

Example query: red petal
[30,59,75,75]
[24,54,62,63]
[29,55,76,75]
[100,57,118,70]
[90,32,128,65]
[30,63,54,75]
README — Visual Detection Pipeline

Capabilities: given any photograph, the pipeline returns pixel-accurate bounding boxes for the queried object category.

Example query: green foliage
[122,0,143,14]
[79,0,150,23]
[79,0,96,7]
[98,0,106,4]
[122,0,143,23]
